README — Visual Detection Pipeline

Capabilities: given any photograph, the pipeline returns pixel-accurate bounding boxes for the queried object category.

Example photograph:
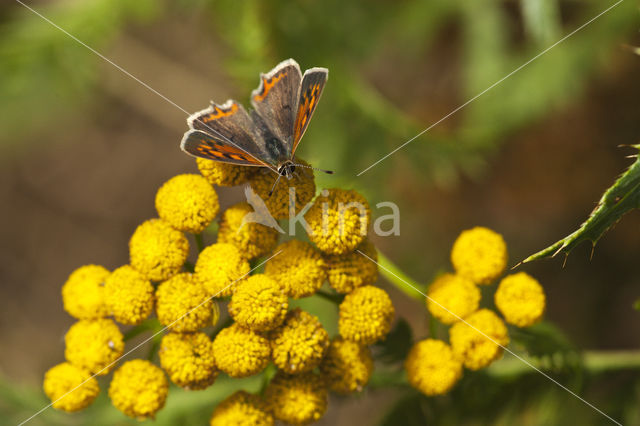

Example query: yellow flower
[449,309,509,370]
[495,272,546,327]
[109,359,168,420]
[217,202,279,260]
[212,323,270,378]
[210,391,274,426]
[228,274,288,332]
[339,285,395,345]
[104,265,154,325]
[405,339,463,396]
[320,337,373,394]
[264,371,328,425]
[159,332,217,390]
[305,188,371,255]
[451,227,508,285]
[270,308,329,374]
[324,238,378,294]
[155,174,219,233]
[197,157,254,186]
[64,319,124,375]
[129,218,189,282]
[264,240,326,299]
[248,159,316,219]
[156,273,214,332]
[426,273,480,325]
[43,362,99,412]
[195,243,250,297]
[61,264,109,320]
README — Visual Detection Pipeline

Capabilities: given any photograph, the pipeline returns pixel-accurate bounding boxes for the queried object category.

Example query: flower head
[426,273,480,325]
[324,238,378,294]
[197,157,254,186]
[104,265,154,325]
[129,218,189,282]
[213,323,270,378]
[228,274,288,332]
[210,391,274,426]
[495,272,546,327]
[248,159,316,219]
[109,359,168,419]
[405,339,463,396]
[320,337,373,394]
[156,273,214,332]
[305,188,371,255]
[155,174,219,233]
[159,332,217,390]
[451,227,508,285]
[64,319,124,375]
[449,308,509,370]
[264,371,328,425]
[195,243,250,297]
[217,202,279,260]
[270,308,329,374]
[43,362,99,412]
[339,285,395,345]
[264,240,326,298]
[61,264,109,320]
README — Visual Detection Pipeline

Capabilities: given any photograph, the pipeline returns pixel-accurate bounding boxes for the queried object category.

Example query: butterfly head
[277,160,296,180]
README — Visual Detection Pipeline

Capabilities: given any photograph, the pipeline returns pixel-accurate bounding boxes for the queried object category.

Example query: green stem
[184,260,195,272]
[123,318,162,341]
[377,251,426,301]
[315,289,344,304]
[194,233,205,253]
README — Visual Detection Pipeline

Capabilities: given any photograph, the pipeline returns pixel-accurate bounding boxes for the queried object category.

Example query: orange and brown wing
[292,67,328,155]
[181,130,269,166]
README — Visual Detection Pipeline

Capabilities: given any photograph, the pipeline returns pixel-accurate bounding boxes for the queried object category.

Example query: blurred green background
[2,0,640,424]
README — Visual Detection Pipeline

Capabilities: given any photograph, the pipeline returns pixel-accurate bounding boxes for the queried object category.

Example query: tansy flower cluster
[43,158,394,425]
[405,226,547,397]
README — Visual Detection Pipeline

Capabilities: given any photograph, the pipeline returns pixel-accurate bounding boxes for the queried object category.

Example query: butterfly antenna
[269,174,283,197]
[292,163,334,174]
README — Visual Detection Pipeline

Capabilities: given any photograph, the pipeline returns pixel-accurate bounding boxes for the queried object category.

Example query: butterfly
[180,59,331,184]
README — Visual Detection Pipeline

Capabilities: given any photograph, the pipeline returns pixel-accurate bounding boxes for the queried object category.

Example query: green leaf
[373,318,413,364]
[523,146,640,263]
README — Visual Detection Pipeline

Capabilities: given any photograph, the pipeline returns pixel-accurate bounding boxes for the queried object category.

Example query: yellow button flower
[228,274,288,332]
[320,337,373,394]
[156,273,213,332]
[61,264,109,320]
[270,308,329,374]
[451,227,508,285]
[108,359,168,419]
[210,390,274,426]
[129,218,189,282]
[248,159,316,219]
[495,272,546,327]
[104,265,154,325]
[212,323,270,378]
[217,202,279,260]
[43,362,99,412]
[449,309,509,370]
[264,240,326,299]
[426,273,480,325]
[264,371,328,425]
[197,157,254,186]
[155,173,219,234]
[64,319,124,375]
[305,188,371,255]
[195,243,250,297]
[405,339,463,396]
[159,332,217,390]
[324,238,378,294]
[339,285,395,345]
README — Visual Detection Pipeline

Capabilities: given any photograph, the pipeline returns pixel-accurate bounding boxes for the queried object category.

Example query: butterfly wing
[181,100,270,166]
[250,59,302,151]
[292,67,328,156]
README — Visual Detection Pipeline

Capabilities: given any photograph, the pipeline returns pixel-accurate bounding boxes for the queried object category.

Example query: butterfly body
[180,59,328,177]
